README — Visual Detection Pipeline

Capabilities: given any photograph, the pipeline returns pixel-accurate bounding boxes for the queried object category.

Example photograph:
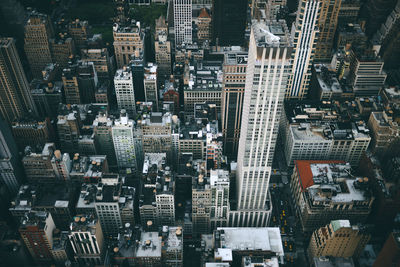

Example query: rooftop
[215,227,284,256]
[295,161,373,203]
[136,232,162,258]
[252,20,292,48]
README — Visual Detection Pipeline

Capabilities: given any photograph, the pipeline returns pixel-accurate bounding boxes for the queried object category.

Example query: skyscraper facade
[114,68,136,115]
[0,38,37,123]
[221,48,247,159]
[286,0,320,99]
[314,0,341,61]
[230,20,293,227]
[24,11,53,78]
[173,0,192,47]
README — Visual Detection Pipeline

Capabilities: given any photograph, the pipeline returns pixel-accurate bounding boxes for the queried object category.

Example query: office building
[231,20,292,227]
[24,11,53,78]
[114,68,136,115]
[22,143,57,183]
[213,227,284,266]
[291,161,374,232]
[19,211,56,265]
[162,226,184,267]
[144,63,158,108]
[112,110,141,171]
[348,48,386,95]
[81,48,114,78]
[210,169,230,229]
[338,0,360,24]
[93,113,117,169]
[212,0,247,46]
[155,16,172,81]
[195,8,211,44]
[0,38,37,123]
[183,61,223,119]
[368,111,400,155]
[0,119,23,195]
[314,0,341,61]
[113,22,145,68]
[10,184,74,230]
[139,112,173,158]
[30,79,63,119]
[139,153,175,227]
[94,175,134,237]
[11,118,52,150]
[49,34,75,69]
[173,0,193,47]
[192,173,212,234]
[68,19,89,50]
[57,108,81,153]
[130,51,146,101]
[68,215,104,265]
[286,0,320,99]
[308,220,371,258]
[51,150,71,181]
[221,48,247,159]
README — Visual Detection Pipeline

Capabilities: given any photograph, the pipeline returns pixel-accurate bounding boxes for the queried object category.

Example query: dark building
[364,0,398,37]
[212,0,247,46]
[373,232,400,267]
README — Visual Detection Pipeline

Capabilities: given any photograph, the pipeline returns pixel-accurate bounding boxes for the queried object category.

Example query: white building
[173,0,193,47]
[114,68,136,115]
[210,169,230,229]
[144,63,158,109]
[231,20,293,227]
[286,0,320,99]
[112,110,140,171]
[68,215,104,265]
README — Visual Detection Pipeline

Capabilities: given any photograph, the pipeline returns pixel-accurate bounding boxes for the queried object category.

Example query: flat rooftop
[136,232,161,258]
[216,227,284,256]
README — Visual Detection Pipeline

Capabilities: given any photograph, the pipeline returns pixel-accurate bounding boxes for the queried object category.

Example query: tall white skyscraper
[114,68,136,115]
[229,20,293,227]
[286,0,320,99]
[173,0,192,47]
[112,110,139,170]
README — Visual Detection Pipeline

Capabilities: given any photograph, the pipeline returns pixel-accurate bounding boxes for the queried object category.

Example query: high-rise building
[230,20,292,227]
[114,68,136,115]
[221,48,247,159]
[19,211,56,265]
[155,16,172,82]
[81,48,114,79]
[93,113,117,169]
[144,63,158,108]
[0,118,24,195]
[212,0,247,46]
[22,143,57,183]
[68,215,104,265]
[0,38,37,123]
[49,34,75,69]
[173,0,193,47]
[291,161,374,232]
[286,0,320,99]
[308,220,371,258]
[210,169,230,229]
[195,8,212,44]
[57,108,81,153]
[314,0,341,61]
[68,19,89,50]
[113,22,145,68]
[112,110,141,171]
[24,11,53,78]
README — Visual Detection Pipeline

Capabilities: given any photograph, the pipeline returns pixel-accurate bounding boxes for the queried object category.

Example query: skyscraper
[114,68,136,115]
[173,0,192,47]
[314,0,341,61]
[230,20,293,227]
[24,11,53,78]
[0,38,37,123]
[212,0,247,46]
[0,118,24,195]
[221,48,247,159]
[286,0,320,99]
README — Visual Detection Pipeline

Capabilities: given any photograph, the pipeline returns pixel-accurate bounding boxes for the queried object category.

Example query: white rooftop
[217,228,284,256]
